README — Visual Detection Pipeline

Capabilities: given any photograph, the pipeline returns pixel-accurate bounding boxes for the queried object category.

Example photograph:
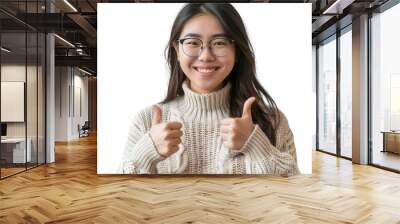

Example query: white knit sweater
[119,81,299,175]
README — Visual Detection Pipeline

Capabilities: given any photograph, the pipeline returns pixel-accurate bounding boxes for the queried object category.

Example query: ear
[173,41,179,54]
[172,41,180,61]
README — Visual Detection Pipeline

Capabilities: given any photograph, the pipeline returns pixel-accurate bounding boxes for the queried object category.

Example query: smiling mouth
[193,66,220,73]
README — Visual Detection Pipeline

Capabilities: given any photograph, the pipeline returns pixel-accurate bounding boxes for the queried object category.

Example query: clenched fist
[149,105,183,158]
[220,97,256,150]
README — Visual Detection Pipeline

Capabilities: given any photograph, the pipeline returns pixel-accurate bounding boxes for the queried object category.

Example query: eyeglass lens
[181,38,232,57]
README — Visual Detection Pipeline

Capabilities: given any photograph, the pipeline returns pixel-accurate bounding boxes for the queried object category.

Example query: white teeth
[196,67,216,73]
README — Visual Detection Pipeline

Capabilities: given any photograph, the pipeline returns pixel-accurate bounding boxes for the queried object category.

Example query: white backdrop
[98,3,313,174]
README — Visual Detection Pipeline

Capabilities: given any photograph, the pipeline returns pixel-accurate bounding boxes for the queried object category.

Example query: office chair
[79,121,90,138]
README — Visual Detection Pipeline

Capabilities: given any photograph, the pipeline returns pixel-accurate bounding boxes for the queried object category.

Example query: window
[371,2,400,171]
[340,27,352,158]
[318,35,337,155]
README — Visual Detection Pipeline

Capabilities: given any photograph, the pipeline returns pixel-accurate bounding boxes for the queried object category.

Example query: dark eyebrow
[182,33,228,38]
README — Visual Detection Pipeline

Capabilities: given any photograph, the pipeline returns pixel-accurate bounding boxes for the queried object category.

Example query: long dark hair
[163,3,280,146]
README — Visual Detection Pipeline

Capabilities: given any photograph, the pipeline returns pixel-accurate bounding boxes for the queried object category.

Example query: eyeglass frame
[176,37,235,57]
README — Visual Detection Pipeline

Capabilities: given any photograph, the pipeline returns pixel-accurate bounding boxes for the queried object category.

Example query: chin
[192,81,220,93]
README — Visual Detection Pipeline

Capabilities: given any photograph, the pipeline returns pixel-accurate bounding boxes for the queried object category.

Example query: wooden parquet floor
[1,134,400,224]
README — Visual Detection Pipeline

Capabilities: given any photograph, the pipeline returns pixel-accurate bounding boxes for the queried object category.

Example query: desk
[381,131,400,154]
[1,138,31,163]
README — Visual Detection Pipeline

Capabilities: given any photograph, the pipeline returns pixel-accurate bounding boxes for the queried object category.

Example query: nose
[198,45,216,62]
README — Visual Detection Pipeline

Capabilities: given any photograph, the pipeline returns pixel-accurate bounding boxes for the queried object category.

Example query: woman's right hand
[149,105,183,158]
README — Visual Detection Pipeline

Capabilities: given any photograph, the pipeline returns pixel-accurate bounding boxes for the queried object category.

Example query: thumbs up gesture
[149,105,183,158]
[220,97,256,150]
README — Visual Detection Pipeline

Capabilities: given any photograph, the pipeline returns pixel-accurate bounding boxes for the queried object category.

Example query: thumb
[151,105,162,125]
[242,97,256,119]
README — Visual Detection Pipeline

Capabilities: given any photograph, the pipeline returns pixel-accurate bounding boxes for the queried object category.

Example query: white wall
[55,67,68,141]
[55,67,89,141]
[74,73,89,136]
[312,45,317,150]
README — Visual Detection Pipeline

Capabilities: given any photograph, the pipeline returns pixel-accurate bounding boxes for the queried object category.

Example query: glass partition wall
[316,26,353,159]
[0,30,27,177]
[0,2,46,179]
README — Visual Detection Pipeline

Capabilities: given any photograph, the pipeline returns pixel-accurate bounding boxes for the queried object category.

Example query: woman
[119,3,300,176]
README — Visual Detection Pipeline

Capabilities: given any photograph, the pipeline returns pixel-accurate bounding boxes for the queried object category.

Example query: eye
[212,38,229,47]
[214,41,227,46]
[187,41,200,46]
[183,39,201,47]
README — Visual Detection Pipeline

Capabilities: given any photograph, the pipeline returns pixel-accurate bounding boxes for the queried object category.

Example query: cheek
[223,50,235,67]
[220,55,236,73]
[178,55,194,76]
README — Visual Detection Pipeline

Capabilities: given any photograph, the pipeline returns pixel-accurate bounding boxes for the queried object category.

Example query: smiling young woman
[119,3,300,176]
[173,13,236,94]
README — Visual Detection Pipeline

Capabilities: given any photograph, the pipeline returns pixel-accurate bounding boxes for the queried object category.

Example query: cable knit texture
[119,81,300,175]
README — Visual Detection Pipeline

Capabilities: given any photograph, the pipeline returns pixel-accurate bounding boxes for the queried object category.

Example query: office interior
[0,0,399,223]
[0,0,97,179]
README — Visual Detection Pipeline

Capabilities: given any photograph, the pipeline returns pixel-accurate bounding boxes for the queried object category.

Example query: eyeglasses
[177,37,234,57]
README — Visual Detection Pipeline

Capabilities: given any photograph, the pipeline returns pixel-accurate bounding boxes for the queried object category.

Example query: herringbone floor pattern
[1,134,400,223]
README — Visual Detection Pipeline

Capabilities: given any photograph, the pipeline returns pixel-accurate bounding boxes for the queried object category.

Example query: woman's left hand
[220,97,256,150]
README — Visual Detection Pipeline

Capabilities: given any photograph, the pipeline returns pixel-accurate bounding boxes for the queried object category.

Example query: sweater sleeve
[119,108,166,174]
[233,112,300,176]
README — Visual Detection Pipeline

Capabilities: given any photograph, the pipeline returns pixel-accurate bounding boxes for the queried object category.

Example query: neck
[188,82,225,94]
[179,81,231,120]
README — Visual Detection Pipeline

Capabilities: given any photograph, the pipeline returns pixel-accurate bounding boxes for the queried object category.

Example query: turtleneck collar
[179,80,231,120]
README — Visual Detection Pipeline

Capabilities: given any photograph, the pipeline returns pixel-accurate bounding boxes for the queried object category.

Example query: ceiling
[0,0,393,75]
